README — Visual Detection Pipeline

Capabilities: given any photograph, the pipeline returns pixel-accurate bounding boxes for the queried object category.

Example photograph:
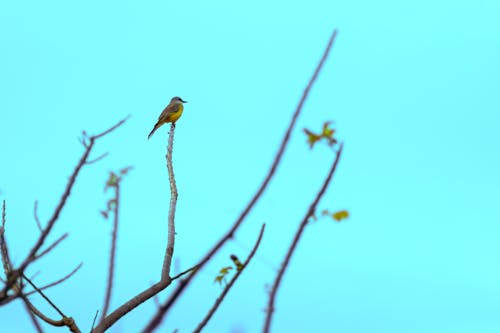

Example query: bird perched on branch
[148,96,188,139]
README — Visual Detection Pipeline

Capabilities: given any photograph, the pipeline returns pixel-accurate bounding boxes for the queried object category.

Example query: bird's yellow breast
[166,104,184,123]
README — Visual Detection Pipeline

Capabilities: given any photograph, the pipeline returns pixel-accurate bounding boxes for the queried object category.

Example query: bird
[148,96,188,139]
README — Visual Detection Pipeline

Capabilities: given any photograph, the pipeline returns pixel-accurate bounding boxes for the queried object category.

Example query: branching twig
[23,294,81,332]
[263,143,343,333]
[23,274,65,318]
[0,117,129,300]
[93,121,179,333]
[192,224,266,333]
[22,274,82,332]
[23,294,58,326]
[144,29,339,327]
[93,115,130,140]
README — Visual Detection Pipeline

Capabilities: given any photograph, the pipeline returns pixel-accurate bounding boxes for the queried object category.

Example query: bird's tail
[148,123,160,139]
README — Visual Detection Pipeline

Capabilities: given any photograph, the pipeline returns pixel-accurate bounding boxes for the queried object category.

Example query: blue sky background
[1,1,499,332]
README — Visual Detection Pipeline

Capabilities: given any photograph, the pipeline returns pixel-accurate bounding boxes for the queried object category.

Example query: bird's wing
[158,103,179,120]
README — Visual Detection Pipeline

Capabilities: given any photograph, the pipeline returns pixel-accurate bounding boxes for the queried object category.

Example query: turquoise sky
[1,1,499,332]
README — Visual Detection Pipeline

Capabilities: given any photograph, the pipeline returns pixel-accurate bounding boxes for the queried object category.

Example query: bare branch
[23,295,60,326]
[0,294,18,306]
[94,281,170,333]
[21,275,82,332]
[149,28,339,321]
[1,200,4,228]
[23,294,81,332]
[93,115,131,140]
[163,123,177,280]
[1,200,13,279]
[100,182,120,320]
[263,143,343,332]
[192,224,266,333]
[93,120,177,333]
[0,116,129,300]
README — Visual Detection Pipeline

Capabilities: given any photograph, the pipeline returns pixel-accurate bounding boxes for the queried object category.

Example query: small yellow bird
[148,96,188,139]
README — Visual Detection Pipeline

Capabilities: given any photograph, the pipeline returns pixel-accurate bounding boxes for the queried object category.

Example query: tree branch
[163,123,177,280]
[263,143,343,332]
[192,224,266,333]
[1,200,13,281]
[0,117,129,300]
[22,274,82,332]
[100,182,120,321]
[22,297,45,333]
[146,28,339,325]
[93,121,179,333]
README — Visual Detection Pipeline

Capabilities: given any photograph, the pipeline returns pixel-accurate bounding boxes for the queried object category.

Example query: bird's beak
[182,99,188,103]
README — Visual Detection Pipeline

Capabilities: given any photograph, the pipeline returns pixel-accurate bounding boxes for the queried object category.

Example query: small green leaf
[219,266,233,275]
[214,276,224,284]
[303,121,338,150]
[332,210,349,222]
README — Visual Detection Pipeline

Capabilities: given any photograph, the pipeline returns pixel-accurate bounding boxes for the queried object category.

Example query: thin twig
[1,200,5,228]
[93,115,131,140]
[0,294,18,305]
[22,296,45,333]
[34,201,43,232]
[263,143,343,333]
[192,224,266,333]
[22,294,60,326]
[34,233,68,261]
[23,294,81,332]
[24,263,83,297]
[170,264,198,282]
[153,291,161,309]
[0,200,16,302]
[1,200,13,280]
[85,152,110,165]
[91,311,99,332]
[101,182,120,320]
[29,271,41,280]
[23,273,66,318]
[146,29,339,326]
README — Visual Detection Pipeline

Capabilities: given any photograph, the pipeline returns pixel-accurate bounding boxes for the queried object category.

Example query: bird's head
[171,96,187,104]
